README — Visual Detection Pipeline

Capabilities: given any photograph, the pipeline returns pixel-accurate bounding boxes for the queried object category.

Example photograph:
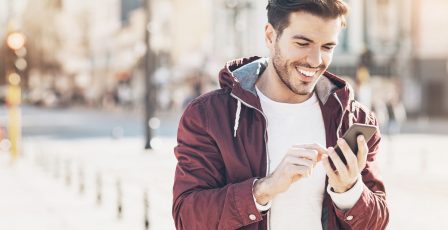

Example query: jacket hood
[218,56,355,110]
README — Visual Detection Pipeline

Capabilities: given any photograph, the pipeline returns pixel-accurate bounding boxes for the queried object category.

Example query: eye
[322,46,335,51]
[296,42,309,47]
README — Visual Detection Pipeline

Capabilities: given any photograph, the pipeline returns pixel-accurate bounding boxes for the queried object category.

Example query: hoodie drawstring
[349,100,356,127]
[234,100,241,137]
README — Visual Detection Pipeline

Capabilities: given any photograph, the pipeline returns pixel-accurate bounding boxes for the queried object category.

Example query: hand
[253,146,322,205]
[322,135,369,193]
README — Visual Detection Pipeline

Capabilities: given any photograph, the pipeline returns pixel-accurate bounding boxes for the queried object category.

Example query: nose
[306,47,323,68]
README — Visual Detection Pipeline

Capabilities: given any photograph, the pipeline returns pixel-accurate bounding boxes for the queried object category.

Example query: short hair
[267,0,349,36]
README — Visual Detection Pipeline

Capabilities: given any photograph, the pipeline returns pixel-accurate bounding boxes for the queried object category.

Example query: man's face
[267,11,342,96]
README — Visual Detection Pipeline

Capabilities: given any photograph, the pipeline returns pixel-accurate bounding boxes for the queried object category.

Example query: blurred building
[210,0,266,62]
[12,0,217,110]
[210,0,448,118]
[0,0,28,36]
[331,0,448,118]
[412,0,448,117]
[4,0,447,117]
[0,0,8,40]
[15,0,148,108]
[54,0,146,107]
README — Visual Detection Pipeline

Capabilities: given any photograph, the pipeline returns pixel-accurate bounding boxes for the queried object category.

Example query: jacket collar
[219,56,354,111]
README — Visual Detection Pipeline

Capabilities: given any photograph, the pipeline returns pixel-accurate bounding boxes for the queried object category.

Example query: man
[172,0,389,229]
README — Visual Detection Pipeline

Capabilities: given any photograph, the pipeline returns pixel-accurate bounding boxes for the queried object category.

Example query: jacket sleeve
[172,100,263,230]
[333,111,389,229]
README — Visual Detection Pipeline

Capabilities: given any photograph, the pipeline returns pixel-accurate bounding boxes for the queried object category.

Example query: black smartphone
[333,123,378,165]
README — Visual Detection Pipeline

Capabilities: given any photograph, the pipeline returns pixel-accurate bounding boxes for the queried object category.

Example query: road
[0,105,180,139]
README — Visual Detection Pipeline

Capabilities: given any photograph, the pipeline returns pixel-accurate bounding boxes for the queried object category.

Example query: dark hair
[267,0,349,36]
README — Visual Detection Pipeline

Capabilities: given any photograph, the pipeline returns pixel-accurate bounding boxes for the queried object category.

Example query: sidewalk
[0,134,447,230]
[0,137,178,230]
[377,134,448,230]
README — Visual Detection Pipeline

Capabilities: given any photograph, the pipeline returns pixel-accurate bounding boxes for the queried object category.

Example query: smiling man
[172,0,389,229]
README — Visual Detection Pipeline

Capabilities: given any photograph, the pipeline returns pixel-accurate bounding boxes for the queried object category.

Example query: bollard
[143,190,150,230]
[96,172,102,206]
[78,166,85,195]
[116,179,123,220]
[65,160,71,186]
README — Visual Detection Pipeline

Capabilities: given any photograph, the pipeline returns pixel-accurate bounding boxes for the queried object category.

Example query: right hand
[253,145,322,205]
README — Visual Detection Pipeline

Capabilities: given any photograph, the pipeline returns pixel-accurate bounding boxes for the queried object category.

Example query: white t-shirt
[256,87,327,229]
[254,87,365,229]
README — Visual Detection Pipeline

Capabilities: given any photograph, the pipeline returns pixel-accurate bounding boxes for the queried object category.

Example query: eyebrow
[292,35,337,46]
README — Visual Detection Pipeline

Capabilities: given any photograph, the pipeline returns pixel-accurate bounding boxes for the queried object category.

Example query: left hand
[323,135,369,193]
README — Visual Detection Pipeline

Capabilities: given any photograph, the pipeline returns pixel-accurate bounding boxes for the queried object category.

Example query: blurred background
[0,0,447,229]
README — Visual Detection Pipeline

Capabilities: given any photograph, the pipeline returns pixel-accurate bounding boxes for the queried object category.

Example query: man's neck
[256,60,313,104]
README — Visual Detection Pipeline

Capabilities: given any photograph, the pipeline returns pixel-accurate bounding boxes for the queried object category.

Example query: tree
[21,0,63,80]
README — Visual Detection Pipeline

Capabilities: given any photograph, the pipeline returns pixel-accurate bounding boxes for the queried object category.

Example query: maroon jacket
[173,57,389,230]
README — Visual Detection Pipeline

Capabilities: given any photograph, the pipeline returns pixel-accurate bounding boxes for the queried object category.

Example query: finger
[337,139,358,171]
[285,156,314,167]
[287,165,311,178]
[322,157,338,179]
[293,143,327,161]
[357,135,369,170]
[327,147,349,178]
[288,148,319,162]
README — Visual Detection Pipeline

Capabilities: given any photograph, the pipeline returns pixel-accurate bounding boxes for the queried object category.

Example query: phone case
[334,124,378,165]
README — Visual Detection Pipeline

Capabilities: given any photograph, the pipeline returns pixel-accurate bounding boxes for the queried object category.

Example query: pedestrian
[172,0,389,229]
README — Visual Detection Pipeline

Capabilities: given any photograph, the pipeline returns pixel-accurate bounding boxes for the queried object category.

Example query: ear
[264,23,277,50]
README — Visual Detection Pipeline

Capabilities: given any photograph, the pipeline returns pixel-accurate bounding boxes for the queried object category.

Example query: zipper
[230,93,271,230]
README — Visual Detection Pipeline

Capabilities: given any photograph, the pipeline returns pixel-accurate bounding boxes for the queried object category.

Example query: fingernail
[358,135,364,141]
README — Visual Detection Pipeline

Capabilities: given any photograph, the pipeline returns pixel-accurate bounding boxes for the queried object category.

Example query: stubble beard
[272,44,325,96]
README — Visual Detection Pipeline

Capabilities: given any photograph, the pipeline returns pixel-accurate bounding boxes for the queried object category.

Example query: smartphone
[333,123,378,165]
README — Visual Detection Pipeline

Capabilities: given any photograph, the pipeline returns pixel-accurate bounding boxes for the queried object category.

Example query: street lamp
[7,32,26,51]
[5,30,26,161]
[6,31,27,73]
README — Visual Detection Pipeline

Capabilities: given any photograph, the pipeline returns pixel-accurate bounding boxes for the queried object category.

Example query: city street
[2,0,448,229]
[0,105,180,229]
[0,106,448,230]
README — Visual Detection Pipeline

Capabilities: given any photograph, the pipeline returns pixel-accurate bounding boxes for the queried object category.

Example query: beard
[272,43,327,96]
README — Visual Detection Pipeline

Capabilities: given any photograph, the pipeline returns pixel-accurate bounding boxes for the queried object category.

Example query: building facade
[412,0,448,117]
[6,0,447,116]
[210,0,448,117]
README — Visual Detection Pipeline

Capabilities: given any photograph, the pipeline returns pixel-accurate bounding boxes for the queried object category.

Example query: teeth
[297,68,317,77]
